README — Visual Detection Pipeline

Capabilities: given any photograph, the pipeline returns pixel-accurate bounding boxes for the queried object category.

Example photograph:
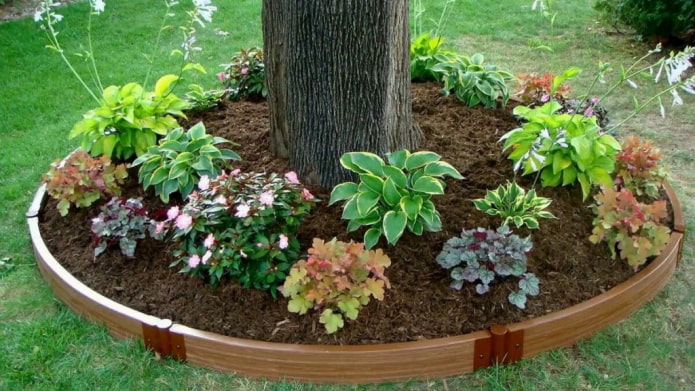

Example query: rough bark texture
[263,0,420,187]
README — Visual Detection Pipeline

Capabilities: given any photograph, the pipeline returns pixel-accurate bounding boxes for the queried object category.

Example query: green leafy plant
[185,84,224,111]
[329,150,463,249]
[436,225,539,309]
[594,0,695,42]
[410,32,453,82]
[473,182,555,229]
[43,150,128,216]
[430,52,515,108]
[131,122,240,203]
[589,187,671,270]
[156,169,318,296]
[281,238,391,334]
[614,135,668,199]
[501,101,621,199]
[219,47,266,101]
[91,197,151,258]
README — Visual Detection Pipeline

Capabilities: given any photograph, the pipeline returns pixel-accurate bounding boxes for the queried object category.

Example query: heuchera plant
[515,70,573,105]
[281,238,391,334]
[91,197,150,258]
[43,150,128,216]
[219,47,266,101]
[473,181,555,229]
[589,187,670,270]
[329,150,463,249]
[157,170,318,296]
[614,135,668,199]
[436,225,539,309]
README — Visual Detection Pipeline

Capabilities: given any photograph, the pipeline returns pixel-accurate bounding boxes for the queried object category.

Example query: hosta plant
[410,32,453,82]
[132,122,240,203]
[501,100,622,199]
[43,150,128,216]
[437,225,539,309]
[329,150,463,249]
[589,187,670,270]
[219,47,266,101]
[91,197,150,258]
[185,84,225,111]
[281,238,391,334]
[69,75,190,160]
[473,181,555,229]
[156,170,318,296]
[614,135,668,199]
[430,52,515,108]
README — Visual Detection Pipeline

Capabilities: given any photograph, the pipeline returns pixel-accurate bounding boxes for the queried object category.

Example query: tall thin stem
[143,0,173,90]
[86,10,104,91]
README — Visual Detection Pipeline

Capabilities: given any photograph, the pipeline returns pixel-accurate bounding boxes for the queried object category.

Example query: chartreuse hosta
[329,150,463,249]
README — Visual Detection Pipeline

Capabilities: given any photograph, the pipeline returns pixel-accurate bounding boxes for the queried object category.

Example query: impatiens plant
[589,187,670,270]
[329,150,463,249]
[281,238,391,334]
[501,100,622,199]
[473,181,555,229]
[219,47,266,101]
[91,197,150,258]
[132,122,240,203]
[43,150,128,216]
[157,169,318,296]
[437,225,539,309]
[614,135,668,199]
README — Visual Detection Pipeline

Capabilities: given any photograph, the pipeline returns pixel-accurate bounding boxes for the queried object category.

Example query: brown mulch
[37,83,670,345]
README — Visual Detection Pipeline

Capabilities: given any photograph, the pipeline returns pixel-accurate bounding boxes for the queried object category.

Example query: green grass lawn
[1,1,693,389]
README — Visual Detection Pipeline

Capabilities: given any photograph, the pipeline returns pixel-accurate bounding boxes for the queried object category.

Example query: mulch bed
[37,83,670,345]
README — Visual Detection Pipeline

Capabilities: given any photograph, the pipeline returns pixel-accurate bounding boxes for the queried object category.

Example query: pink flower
[217,72,226,81]
[301,188,314,200]
[188,254,201,268]
[591,97,600,104]
[284,171,300,184]
[204,233,215,248]
[584,106,594,117]
[213,195,227,205]
[278,234,289,250]
[202,250,212,265]
[240,68,249,75]
[256,242,263,248]
[259,190,275,206]
[540,94,550,102]
[240,250,247,259]
[198,175,210,191]
[235,204,250,218]
[167,206,180,221]
[230,168,241,176]
[175,214,193,230]
[155,221,166,234]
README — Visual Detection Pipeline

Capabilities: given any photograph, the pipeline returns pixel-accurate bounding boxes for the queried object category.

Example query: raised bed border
[26,181,685,384]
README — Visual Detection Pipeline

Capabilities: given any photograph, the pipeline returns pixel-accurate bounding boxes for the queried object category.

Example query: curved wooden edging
[27,182,685,384]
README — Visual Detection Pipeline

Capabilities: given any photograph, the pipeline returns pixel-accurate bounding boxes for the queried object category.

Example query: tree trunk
[263,0,420,188]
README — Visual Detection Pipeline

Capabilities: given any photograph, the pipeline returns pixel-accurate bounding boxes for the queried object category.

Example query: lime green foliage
[329,150,463,249]
[185,85,225,111]
[615,135,668,199]
[410,32,453,81]
[220,47,266,101]
[282,238,391,334]
[589,187,671,270]
[501,101,621,199]
[131,122,240,203]
[43,150,128,216]
[91,197,150,258]
[437,225,538,309]
[430,52,515,108]
[473,182,555,229]
[69,75,189,160]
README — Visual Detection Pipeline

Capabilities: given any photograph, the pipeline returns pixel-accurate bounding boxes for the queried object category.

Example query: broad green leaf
[562,165,578,186]
[588,167,613,188]
[598,134,621,151]
[162,179,179,199]
[577,172,591,200]
[154,74,179,97]
[407,218,424,236]
[355,191,380,216]
[339,152,364,173]
[381,165,407,188]
[364,228,382,249]
[329,182,359,205]
[412,176,445,195]
[540,168,562,187]
[405,151,441,170]
[351,152,385,176]
[382,178,401,206]
[360,174,385,194]
[423,161,463,179]
[150,167,169,186]
[188,122,206,139]
[400,195,423,220]
[382,211,407,245]
[341,197,362,220]
[168,162,188,180]
[570,137,592,161]
[386,149,410,169]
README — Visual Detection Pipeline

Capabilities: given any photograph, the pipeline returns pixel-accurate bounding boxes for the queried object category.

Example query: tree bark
[263,0,420,188]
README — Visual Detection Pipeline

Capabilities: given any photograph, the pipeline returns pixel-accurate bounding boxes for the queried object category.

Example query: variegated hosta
[473,181,555,229]
[329,149,463,249]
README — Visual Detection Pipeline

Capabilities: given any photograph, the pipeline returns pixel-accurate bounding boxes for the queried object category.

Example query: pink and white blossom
[259,190,275,206]
[213,195,227,205]
[240,250,247,258]
[301,188,315,200]
[240,68,249,75]
[235,204,250,218]
[278,234,289,250]
[167,206,180,221]
[198,175,210,190]
[202,250,212,265]
[217,72,226,81]
[284,171,300,184]
[188,254,201,268]
[155,221,167,235]
[175,213,193,230]
[204,233,215,248]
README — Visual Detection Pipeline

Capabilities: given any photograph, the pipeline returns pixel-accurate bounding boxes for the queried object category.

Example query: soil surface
[38,83,672,345]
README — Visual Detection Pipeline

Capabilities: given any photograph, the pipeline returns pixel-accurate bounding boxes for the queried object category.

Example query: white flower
[626,79,638,89]
[90,0,105,14]
[192,0,217,25]
[235,203,250,218]
[671,89,683,106]
[34,10,44,22]
[663,48,695,85]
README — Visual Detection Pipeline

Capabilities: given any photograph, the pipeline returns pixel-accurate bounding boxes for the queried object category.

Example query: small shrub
[473,182,555,229]
[515,71,573,105]
[410,33,453,82]
[159,170,318,296]
[69,75,189,160]
[132,122,240,203]
[43,150,128,216]
[614,135,668,199]
[437,225,539,309]
[589,187,670,270]
[281,238,391,334]
[594,0,695,42]
[185,84,225,110]
[430,53,514,108]
[219,47,266,101]
[91,197,150,258]
[329,150,463,249]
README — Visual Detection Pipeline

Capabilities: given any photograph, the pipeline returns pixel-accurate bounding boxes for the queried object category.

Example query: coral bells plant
[437,225,539,309]
[515,71,573,105]
[614,135,668,199]
[281,238,392,334]
[43,150,128,216]
[158,169,318,296]
[91,197,150,258]
[589,187,671,270]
